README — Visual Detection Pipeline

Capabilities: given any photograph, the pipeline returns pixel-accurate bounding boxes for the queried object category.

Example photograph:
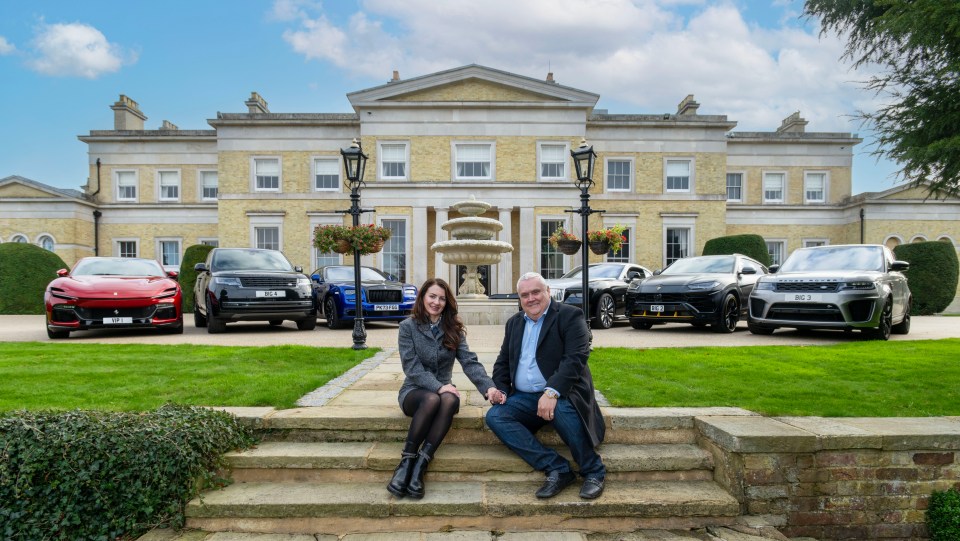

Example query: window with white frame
[116,170,137,201]
[116,240,138,258]
[254,158,280,191]
[381,219,408,282]
[10,234,27,243]
[379,142,408,180]
[540,219,566,279]
[726,172,743,202]
[314,158,340,191]
[607,228,631,263]
[158,170,180,201]
[199,238,219,247]
[665,159,692,192]
[158,239,181,268]
[804,172,826,203]
[200,171,218,200]
[606,159,632,191]
[803,239,828,248]
[38,235,55,251]
[766,240,786,266]
[763,172,785,203]
[665,227,690,265]
[255,227,280,250]
[538,143,566,181]
[455,143,492,180]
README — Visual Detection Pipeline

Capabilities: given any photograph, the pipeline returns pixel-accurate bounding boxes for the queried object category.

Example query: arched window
[884,236,902,250]
[10,234,27,243]
[38,235,55,251]
[910,235,927,243]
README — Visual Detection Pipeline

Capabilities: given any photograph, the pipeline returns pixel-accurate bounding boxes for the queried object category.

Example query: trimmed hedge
[894,241,959,315]
[927,487,960,541]
[0,243,68,314]
[178,244,214,313]
[0,404,255,540]
[702,234,771,267]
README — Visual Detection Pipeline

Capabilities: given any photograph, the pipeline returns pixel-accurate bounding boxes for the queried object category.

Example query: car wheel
[747,321,775,335]
[269,320,283,326]
[297,317,317,331]
[713,294,739,333]
[194,301,207,328]
[206,298,226,334]
[892,299,911,335]
[325,297,346,330]
[630,318,653,330]
[869,299,893,341]
[592,293,615,329]
[47,326,69,339]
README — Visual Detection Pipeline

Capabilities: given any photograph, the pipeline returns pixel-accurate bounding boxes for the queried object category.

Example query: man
[485,272,606,499]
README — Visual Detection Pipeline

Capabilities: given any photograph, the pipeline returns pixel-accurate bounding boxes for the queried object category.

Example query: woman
[389,278,504,499]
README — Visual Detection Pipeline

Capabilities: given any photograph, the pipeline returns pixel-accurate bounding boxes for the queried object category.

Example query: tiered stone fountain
[431,196,513,299]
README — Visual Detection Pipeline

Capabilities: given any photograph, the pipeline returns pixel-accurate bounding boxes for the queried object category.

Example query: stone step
[186,480,740,536]
[226,442,715,483]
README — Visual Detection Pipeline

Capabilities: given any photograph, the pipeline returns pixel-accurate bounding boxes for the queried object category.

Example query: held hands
[486,387,506,405]
[438,384,460,397]
[537,393,557,421]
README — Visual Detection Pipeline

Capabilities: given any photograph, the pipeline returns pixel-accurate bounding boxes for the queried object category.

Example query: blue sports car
[311,265,417,329]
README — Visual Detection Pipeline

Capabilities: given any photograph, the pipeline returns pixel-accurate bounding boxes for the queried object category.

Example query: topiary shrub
[178,244,215,313]
[927,487,960,541]
[894,241,960,315]
[702,234,771,267]
[0,404,255,540]
[0,243,68,315]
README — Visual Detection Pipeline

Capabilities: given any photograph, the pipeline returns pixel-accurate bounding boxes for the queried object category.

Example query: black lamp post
[567,138,603,326]
[339,138,372,350]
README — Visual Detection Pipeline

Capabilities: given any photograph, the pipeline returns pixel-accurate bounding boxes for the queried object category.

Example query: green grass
[591,339,960,417]
[0,342,375,412]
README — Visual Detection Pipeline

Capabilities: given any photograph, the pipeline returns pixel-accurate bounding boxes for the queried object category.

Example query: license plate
[103,317,133,324]
[256,290,283,298]
[785,293,821,302]
[649,305,665,313]
[374,304,399,311]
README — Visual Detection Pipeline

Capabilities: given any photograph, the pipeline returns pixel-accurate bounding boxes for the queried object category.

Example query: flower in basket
[587,224,626,253]
[349,224,392,254]
[313,224,352,253]
[548,226,580,248]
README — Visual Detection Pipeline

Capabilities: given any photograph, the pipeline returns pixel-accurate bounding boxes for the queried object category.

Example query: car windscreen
[779,246,884,272]
[73,258,164,276]
[562,264,623,279]
[213,250,294,272]
[662,257,734,275]
[325,267,389,282]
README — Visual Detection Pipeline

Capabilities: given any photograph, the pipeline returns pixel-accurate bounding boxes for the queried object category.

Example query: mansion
[1,65,958,307]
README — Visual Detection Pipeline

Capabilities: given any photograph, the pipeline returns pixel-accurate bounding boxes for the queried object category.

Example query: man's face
[518,278,550,320]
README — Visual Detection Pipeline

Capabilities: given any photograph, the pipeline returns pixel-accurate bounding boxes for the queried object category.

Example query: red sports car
[45,257,183,339]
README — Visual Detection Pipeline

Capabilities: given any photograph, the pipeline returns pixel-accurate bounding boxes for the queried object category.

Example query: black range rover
[193,248,317,333]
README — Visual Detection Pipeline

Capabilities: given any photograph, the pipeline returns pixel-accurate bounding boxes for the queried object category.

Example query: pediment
[872,182,957,201]
[0,175,83,200]
[391,78,566,103]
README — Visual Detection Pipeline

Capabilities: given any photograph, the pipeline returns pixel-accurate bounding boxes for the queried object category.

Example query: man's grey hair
[517,272,548,290]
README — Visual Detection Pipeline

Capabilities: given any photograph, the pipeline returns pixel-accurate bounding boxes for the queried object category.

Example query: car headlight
[344,288,356,300]
[840,281,876,291]
[404,286,417,299]
[755,281,776,290]
[213,277,241,287]
[296,277,311,287]
[627,281,642,291]
[687,280,721,291]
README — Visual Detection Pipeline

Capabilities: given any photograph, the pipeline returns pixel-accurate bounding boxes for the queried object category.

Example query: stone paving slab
[831,416,960,450]
[694,416,818,453]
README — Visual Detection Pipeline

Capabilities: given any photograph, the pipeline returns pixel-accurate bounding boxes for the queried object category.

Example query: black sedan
[545,263,651,329]
[193,248,317,333]
[625,254,767,333]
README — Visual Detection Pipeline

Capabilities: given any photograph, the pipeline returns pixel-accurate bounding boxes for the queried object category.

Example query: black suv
[193,248,316,333]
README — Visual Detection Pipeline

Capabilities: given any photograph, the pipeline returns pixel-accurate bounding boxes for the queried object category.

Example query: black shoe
[386,452,416,498]
[579,476,604,499]
[535,470,576,499]
[406,442,435,499]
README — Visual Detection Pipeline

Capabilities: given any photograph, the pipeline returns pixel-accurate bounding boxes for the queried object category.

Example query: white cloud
[0,36,15,55]
[277,0,872,133]
[27,22,135,79]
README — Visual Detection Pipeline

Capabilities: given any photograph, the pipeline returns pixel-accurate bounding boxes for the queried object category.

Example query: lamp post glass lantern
[340,139,371,350]
[567,139,602,326]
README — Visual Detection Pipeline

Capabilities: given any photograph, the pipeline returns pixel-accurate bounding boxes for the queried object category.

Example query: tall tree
[805,0,960,198]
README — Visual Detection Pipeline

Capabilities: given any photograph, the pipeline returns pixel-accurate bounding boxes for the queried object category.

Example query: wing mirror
[166,270,179,279]
[311,273,323,283]
[294,265,303,273]
[740,268,757,275]
[890,260,910,272]
[653,269,662,276]
[194,263,208,273]
[57,268,69,277]
[768,264,779,273]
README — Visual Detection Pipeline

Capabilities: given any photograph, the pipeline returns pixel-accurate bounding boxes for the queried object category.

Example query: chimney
[777,111,808,134]
[245,92,269,114]
[110,95,146,130]
[677,94,700,116]
[546,72,555,83]
[160,120,178,131]
[390,70,400,83]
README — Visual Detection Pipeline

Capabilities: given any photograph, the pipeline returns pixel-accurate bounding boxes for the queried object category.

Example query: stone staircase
[174,351,797,540]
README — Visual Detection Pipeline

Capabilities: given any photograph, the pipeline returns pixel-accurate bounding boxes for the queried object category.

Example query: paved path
[1,314,957,351]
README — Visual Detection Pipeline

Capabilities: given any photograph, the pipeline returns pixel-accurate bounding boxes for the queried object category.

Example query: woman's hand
[438,384,460,397]
[486,387,506,405]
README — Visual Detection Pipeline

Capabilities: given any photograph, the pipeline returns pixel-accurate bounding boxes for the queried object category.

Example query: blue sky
[0,0,900,194]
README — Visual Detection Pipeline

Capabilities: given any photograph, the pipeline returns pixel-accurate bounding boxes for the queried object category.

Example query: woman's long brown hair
[411,278,465,351]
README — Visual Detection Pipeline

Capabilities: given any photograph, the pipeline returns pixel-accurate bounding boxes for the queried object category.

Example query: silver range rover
[747,244,912,340]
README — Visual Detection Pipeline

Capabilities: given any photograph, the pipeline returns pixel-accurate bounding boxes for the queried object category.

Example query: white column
[413,206,428,287]
[498,207,514,294]
[434,208,450,284]
[519,207,535,278]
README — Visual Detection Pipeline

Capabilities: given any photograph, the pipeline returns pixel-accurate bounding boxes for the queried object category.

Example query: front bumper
[625,290,723,323]
[340,301,415,322]
[748,289,882,330]
[47,298,181,331]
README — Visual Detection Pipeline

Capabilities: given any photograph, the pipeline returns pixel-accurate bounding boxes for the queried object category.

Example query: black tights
[401,389,460,453]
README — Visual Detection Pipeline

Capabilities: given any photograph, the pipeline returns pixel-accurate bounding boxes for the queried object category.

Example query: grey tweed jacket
[397,317,495,407]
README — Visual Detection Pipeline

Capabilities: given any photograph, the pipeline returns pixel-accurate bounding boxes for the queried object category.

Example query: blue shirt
[514,300,555,395]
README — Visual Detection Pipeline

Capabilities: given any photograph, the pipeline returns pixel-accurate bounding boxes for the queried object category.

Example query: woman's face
[423,284,447,320]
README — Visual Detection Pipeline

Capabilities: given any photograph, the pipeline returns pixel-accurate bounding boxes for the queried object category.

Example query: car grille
[767,303,844,322]
[367,289,402,303]
[634,293,685,303]
[775,282,840,292]
[239,276,299,288]
[75,306,155,319]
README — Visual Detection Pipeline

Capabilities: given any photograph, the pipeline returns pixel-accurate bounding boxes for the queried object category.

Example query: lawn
[0,342,374,411]
[590,338,960,417]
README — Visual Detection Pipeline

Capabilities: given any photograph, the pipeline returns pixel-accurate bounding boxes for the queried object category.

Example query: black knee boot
[406,442,435,499]
[386,441,418,497]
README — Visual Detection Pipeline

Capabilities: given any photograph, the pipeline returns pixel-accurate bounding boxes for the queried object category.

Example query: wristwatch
[543,388,560,399]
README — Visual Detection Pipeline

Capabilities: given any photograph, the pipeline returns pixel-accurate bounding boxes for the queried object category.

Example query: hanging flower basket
[314,224,391,256]
[588,240,610,255]
[587,224,626,255]
[556,238,582,255]
[333,239,352,254]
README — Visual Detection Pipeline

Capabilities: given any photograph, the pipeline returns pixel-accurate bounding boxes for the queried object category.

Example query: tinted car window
[324,266,389,281]
[73,258,164,276]
[213,250,293,271]
[663,256,735,274]
[779,246,883,272]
